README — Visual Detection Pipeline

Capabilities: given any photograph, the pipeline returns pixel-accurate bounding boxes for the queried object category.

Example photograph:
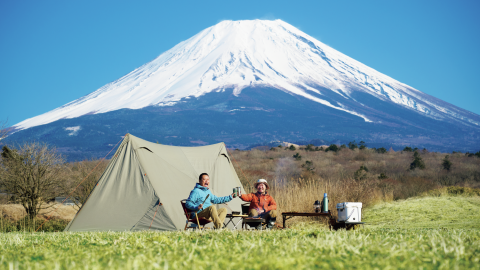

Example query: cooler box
[336,202,362,222]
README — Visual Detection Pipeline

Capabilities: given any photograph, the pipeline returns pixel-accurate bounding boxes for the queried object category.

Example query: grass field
[364,194,480,229]
[1,227,479,269]
[1,194,479,269]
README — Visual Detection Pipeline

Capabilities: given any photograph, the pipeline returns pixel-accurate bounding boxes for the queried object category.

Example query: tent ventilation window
[221,154,231,163]
[139,147,153,153]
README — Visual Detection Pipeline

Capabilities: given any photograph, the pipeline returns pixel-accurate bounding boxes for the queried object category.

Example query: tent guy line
[225,144,251,186]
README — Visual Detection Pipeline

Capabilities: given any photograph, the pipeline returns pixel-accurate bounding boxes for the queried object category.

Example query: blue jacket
[186,183,232,213]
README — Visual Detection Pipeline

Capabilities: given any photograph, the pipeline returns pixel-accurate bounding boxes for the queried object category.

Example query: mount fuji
[7,20,480,160]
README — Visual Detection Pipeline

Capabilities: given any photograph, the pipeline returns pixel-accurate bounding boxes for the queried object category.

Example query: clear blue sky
[1,0,479,127]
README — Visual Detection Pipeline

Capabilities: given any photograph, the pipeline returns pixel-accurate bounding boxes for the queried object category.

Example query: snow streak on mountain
[14,19,479,130]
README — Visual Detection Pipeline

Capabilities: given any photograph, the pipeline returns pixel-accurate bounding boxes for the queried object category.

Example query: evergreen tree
[376,147,387,154]
[442,155,452,171]
[348,140,358,150]
[410,151,426,170]
[359,141,367,150]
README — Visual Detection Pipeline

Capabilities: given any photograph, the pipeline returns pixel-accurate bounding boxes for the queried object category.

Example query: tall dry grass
[229,147,480,225]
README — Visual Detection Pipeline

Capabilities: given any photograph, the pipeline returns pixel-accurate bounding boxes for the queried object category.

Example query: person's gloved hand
[256,208,264,214]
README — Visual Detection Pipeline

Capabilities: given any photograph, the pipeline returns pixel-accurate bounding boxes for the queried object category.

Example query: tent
[65,134,244,231]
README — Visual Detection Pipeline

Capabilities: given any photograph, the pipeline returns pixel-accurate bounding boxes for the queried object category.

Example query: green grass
[1,194,479,269]
[364,193,480,229]
[1,227,479,269]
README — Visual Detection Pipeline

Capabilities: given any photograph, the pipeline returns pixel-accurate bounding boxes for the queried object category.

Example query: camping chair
[180,199,212,230]
[241,203,267,230]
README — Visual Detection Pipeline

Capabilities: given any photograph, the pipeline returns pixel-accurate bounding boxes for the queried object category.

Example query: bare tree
[61,159,108,209]
[0,142,65,219]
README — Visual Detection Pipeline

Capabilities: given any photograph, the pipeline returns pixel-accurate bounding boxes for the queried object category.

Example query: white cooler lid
[336,202,362,208]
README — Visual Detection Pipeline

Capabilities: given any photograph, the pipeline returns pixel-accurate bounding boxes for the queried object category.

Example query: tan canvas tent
[65,134,244,232]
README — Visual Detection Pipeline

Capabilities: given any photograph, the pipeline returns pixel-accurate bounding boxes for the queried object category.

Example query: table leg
[283,215,286,228]
[233,218,243,230]
[223,217,234,228]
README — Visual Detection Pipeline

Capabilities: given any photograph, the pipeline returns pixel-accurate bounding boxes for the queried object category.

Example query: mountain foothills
[6,20,480,160]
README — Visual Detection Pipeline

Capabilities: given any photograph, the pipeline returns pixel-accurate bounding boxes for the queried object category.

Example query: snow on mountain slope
[14,19,479,130]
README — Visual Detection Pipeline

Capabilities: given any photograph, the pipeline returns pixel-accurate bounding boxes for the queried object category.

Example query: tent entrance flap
[132,197,176,231]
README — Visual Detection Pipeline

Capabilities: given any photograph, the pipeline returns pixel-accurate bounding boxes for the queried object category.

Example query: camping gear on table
[64,133,244,232]
[314,200,321,213]
[336,202,363,222]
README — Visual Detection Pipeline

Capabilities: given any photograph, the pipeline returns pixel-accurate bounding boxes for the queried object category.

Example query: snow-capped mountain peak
[14,19,479,130]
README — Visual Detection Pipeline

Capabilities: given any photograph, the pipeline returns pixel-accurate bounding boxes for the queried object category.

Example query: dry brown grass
[230,147,480,226]
[2,147,479,229]
[0,203,78,221]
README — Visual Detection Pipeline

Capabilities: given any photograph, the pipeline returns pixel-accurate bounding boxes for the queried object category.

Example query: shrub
[301,160,315,172]
[393,177,436,199]
[354,165,369,181]
[326,144,339,152]
[425,186,480,197]
[0,217,70,232]
[288,145,296,151]
[305,144,315,151]
[293,153,301,161]
[378,173,388,179]
[376,147,387,154]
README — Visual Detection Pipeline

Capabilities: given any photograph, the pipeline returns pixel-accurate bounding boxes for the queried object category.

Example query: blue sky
[1,0,479,127]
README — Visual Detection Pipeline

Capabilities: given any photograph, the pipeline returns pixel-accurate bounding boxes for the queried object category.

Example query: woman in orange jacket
[240,179,277,229]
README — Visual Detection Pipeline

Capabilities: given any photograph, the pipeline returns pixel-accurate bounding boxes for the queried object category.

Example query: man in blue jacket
[186,173,234,229]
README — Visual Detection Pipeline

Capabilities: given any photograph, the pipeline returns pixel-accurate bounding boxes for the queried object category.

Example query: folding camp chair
[241,203,267,230]
[180,199,212,230]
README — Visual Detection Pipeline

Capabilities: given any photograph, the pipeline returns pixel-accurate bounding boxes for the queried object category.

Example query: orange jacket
[240,192,277,212]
